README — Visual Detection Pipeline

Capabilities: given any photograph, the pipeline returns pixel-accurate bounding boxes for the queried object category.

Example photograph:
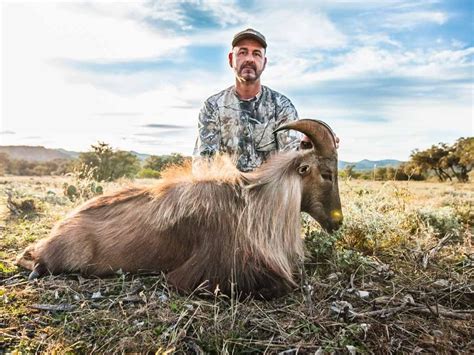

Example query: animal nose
[331,209,343,223]
[329,209,343,232]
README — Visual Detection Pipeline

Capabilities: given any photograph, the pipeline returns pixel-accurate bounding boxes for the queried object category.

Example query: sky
[1,0,473,162]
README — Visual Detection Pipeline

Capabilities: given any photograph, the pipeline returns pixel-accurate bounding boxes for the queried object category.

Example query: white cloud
[353,33,402,48]
[251,9,347,50]
[382,10,448,29]
[3,2,188,62]
[297,98,472,161]
[1,1,471,162]
[265,45,474,90]
[185,5,348,51]
[199,0,248,27]
[1,2,188,154]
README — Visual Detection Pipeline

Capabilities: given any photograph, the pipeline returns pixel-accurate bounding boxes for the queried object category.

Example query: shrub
[137,168,161,179]
[76,142,140,182]
[416,207,463,239]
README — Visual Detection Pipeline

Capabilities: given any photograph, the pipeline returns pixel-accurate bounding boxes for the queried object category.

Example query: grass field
[1,176,473,353]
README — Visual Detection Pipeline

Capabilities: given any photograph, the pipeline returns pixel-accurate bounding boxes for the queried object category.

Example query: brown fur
[16,121,342,299]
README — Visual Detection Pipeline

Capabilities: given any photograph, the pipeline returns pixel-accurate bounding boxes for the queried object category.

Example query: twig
[409,306,471,320]
[29,303,76,312]
[422,233,453,269]
[360,295,473,320]
[350,303,408,319]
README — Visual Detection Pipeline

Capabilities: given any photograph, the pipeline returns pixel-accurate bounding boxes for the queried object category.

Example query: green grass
[1,176,473,352]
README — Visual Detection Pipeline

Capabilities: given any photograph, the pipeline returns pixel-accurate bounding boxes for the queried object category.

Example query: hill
[0,146,72,162]
[338,159,402,171]
[0,145,403,168]
[0,146,151,162]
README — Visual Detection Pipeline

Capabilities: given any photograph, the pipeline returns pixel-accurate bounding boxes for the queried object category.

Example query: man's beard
[238,63,262,82]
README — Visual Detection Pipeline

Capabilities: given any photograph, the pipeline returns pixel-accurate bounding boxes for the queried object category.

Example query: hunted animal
[16,119,343,299]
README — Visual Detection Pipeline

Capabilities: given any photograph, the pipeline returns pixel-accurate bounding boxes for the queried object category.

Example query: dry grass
[1,176,473,353]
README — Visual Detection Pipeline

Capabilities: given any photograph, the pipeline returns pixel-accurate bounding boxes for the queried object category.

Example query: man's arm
[274,96,301,151]
[192,101,221,162]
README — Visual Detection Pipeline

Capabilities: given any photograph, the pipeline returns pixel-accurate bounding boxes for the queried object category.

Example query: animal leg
[28,262,48,280]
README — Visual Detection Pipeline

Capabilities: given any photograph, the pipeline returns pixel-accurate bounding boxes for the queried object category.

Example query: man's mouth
[242,66,256,72]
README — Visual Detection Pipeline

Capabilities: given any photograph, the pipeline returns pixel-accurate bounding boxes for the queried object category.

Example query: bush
[76,142,140,182]
[6,189,44,217]
[62,166,104,202]
[137,168,161,179]
[416,207,463,239]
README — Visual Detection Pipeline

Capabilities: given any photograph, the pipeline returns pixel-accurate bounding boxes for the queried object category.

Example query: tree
[0,153,10,175]
[143,153,185,172]
[409,138,473,182]
[441,137,473,182]
[340,164,359,179]
[77,142,140,181]
[411,144,451,181]
[110,150,141,180]
[375,167,387,181]
[396,162,424,181]
[385,167,397,180]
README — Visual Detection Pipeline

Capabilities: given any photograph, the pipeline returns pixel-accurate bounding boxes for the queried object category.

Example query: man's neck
[234,80,262,100]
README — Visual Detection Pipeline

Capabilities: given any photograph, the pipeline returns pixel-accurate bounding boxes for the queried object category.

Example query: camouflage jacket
[193,85,300,172]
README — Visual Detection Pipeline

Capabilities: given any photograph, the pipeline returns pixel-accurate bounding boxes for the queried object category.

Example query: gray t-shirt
[193,85,300,172]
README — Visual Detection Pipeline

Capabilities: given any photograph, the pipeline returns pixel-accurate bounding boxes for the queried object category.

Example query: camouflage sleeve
[192,100,221,162]
[274,96,301,151]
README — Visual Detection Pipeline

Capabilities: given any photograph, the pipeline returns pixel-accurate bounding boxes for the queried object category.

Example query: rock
[91,291,104,300]
[158,293,169,302]
[330,300,353,315]
[402,294,415,305]
[432,279,449,288]
[346,345,357,354]
[356,290,370,299]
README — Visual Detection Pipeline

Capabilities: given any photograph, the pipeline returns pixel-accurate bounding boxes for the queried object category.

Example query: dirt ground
[1,176,473,353]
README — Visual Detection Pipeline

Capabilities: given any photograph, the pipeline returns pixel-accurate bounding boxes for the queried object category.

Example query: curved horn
[274,119,337,157]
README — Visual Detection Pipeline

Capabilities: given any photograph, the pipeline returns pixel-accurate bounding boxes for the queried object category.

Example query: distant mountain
[55,148,80,159]
[339,159,403,171]
[0,146,72,162]
[0,145,403,169]
[129,150,151,161]
[0,145,151,162]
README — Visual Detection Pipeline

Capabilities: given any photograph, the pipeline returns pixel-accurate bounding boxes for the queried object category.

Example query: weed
[1,177,472,352]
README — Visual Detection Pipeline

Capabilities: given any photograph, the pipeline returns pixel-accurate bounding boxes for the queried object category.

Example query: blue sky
[1,0,472,161]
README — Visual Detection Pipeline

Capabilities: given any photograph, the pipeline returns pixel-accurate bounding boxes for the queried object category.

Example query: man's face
[229,38,267,83]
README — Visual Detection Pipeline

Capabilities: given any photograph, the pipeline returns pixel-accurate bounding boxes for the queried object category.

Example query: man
[193,28,301,172]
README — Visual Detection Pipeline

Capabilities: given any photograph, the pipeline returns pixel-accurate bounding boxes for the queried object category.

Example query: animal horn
[274,119,337,156]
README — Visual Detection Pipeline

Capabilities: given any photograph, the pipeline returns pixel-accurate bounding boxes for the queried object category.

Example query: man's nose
[243,53,254,62]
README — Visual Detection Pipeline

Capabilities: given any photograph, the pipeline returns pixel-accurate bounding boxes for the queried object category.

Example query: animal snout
[329,209,343,232]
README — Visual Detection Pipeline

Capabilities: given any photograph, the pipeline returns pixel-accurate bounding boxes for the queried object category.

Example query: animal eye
[300,141,313,150]
[321,173,333,182]
[298,165,310,175]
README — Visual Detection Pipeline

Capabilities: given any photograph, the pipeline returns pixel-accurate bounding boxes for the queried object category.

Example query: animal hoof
[28,270,40,280]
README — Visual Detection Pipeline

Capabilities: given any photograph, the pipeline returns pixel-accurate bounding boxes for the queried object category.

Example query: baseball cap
[232,28,267,49]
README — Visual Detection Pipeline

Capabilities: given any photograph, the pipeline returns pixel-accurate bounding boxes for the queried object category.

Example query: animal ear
[297,164,311,176]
